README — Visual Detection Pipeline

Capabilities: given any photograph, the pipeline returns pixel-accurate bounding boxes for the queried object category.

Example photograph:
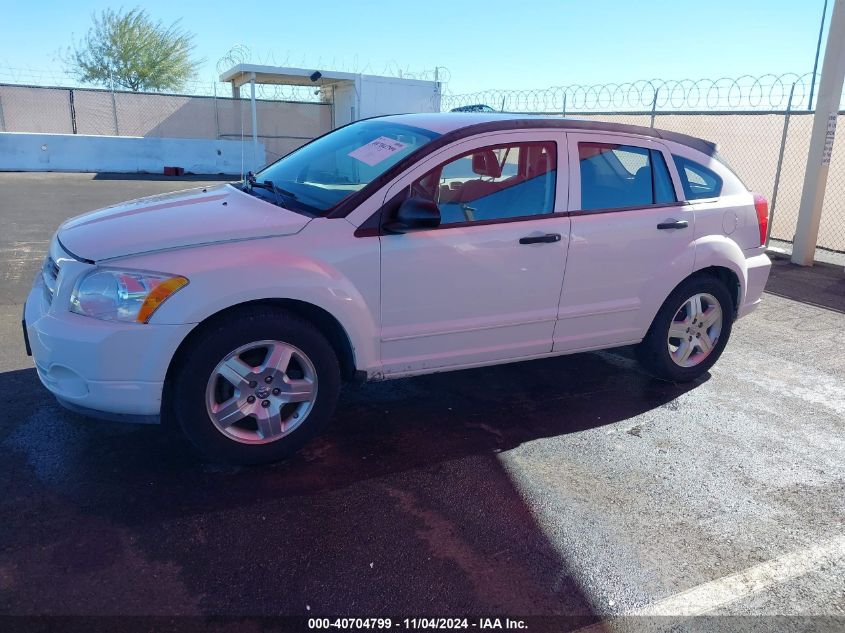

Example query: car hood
[58,183,311,261]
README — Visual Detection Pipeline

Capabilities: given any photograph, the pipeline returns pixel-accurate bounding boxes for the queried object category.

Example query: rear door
[554,133,694,352]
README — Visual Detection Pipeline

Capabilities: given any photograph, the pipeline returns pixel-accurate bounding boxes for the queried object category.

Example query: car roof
[378,112,717,157]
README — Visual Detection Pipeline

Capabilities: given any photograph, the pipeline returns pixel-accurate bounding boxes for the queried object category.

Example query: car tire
[166,306,341,465]
[635,274,734,383]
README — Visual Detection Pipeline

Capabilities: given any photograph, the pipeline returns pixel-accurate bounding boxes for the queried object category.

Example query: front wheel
[166,307,341,465]
[636,275,734,382]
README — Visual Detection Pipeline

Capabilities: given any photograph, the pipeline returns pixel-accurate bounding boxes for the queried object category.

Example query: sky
[0,0,832,95]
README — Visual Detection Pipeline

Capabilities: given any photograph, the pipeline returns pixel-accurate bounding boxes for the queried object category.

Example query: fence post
[649,88,659,128]
[767,82,796,245]
[111,87,120,136]
[250,75,259,171]
[562,94,567,118]
[68,89,77,134]
[0,92,5,132]
[213,81,220,139]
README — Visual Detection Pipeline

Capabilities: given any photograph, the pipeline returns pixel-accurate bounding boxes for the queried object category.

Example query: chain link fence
[442,76,845,260]
[0,83,333,163]
[2,70,844,260]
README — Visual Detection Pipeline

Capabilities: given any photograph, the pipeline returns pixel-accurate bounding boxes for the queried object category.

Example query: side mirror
[383,197,441,234]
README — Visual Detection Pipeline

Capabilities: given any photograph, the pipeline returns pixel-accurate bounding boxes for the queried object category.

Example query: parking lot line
[577,534,845,630]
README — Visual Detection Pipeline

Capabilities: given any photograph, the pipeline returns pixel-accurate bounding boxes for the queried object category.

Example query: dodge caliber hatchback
[24,113,771,464]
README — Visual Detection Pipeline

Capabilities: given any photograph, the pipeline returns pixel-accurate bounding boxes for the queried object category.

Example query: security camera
[309,71,322,82]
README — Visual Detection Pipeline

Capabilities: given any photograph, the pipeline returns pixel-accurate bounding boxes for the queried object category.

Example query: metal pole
[793,0,845,265]
[434,66,440,112]
[213,81,220,139]
[650,88,659,128]
[808,0,830,110]
[355,74,362,121]
[767,82,796,246]
[0,92,6,132]
[433,67,442,113]
[250,74,258,171]
[111,89,119,136]
[68,89,77,134]
[562,93,567,118]
[108,70,119,135]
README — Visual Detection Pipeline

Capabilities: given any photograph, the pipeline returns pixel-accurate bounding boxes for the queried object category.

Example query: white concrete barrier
[0,132,266,174]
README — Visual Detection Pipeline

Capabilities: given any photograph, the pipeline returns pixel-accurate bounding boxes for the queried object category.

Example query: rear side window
[672,155,723,200]
[578,143,676,211]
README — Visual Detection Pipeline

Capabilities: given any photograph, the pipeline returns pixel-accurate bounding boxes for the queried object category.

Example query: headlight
[70,268,189,323]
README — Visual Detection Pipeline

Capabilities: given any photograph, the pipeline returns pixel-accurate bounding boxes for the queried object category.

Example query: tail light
[753,194,769,246]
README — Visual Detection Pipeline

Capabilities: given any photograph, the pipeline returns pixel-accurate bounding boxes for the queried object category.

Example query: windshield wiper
[245,172,297,201]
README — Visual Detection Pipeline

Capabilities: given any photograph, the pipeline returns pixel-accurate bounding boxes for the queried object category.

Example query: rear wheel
[636,275,734,382]
[166,307,340,464]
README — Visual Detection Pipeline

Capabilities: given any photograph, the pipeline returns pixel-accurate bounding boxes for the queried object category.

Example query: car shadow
[764,253,845,314]
[0,349,704,621]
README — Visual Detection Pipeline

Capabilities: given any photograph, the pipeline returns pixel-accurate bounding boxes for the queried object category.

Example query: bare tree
[68,8,202,92]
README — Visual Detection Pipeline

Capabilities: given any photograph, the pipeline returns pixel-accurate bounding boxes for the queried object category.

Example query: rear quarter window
[672,155,723,200]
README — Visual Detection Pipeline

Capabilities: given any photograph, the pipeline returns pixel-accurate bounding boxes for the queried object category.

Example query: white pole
[792,0,845,266]
[250,73,259,172]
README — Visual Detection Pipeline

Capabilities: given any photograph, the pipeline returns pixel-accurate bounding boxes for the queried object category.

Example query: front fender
[111,235,381,374]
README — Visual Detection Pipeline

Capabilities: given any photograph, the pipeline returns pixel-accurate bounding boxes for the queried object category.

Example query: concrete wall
[0,84,331,166]
[0,132,265,175]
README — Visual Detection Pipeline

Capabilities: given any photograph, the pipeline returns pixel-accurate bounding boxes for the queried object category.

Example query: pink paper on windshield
[348,136,409,166]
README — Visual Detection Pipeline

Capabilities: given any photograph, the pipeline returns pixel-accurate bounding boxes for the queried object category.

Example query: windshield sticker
[348,136,409,166]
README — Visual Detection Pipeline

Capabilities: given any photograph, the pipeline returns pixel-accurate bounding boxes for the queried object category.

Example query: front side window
[408,141,557,225]
[253,120,439,215]
[578,142,676,211]
[673,155,723,200]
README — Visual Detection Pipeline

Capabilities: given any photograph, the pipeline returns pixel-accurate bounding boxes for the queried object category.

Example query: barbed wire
[0,48,449,102]
[214,45,448,102]
[4,57,843,113]
[215,45,448,81]
[441,73,843,113]
[0,62,237,100]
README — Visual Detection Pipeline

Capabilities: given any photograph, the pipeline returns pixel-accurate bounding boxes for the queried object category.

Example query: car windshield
[253,120,440,215]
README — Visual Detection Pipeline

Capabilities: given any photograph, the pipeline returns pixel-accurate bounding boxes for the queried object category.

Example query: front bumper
[24,275,194,421]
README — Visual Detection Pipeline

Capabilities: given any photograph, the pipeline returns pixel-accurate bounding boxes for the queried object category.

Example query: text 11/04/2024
[307,618,528,630]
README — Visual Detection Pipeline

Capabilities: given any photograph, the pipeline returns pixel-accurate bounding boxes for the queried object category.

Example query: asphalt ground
[0,172,843,632]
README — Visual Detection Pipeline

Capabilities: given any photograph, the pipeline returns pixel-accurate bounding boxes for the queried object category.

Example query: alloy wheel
[667,293,723,368]
[205,340,318,444]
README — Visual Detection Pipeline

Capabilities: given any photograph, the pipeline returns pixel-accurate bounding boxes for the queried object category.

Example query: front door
[378,132,571,377]
[554,133,695,352]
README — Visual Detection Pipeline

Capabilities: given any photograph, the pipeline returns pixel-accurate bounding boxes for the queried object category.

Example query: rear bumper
[738,253,772,318]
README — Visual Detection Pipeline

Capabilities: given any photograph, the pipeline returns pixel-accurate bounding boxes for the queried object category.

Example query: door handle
[657,220,689,230]
[519,233,561,244]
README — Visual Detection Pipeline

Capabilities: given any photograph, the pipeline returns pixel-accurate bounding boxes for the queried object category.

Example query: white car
[24,113,772,464]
